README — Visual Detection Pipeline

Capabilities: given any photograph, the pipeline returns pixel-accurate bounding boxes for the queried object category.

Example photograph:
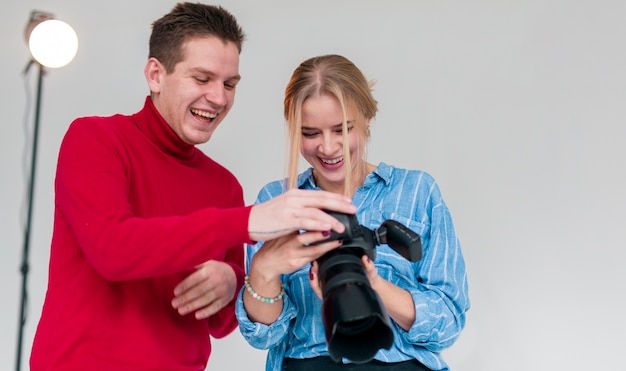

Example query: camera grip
[377,220,422,262]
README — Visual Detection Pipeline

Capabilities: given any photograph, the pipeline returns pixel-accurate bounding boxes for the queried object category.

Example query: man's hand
[248,189,356,241]
[172,260,237,320]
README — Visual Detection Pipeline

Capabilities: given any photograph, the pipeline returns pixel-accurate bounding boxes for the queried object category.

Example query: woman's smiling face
[300,94,364,194]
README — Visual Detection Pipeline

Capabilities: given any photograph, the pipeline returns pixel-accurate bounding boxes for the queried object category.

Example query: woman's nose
[319,134,339,153]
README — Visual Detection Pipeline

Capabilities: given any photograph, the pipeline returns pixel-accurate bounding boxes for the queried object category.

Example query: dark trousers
[283,356,431,371]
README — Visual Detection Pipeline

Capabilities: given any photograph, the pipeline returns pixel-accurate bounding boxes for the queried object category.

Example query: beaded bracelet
[244,275,285,304]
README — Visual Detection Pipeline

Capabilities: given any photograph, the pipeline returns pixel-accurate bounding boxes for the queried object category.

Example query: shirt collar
[297,162,393,189]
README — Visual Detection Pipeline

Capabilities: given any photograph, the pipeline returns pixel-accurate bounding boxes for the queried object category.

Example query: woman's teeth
[321,157,343,165]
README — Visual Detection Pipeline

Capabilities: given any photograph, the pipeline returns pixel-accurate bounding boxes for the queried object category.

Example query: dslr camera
[311,211,422,363]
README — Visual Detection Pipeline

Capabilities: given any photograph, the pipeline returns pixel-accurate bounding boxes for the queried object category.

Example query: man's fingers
[248,189,356,241]
[291,209,347,233]
[194,302,222,319]
[174,283,223,317]
[295,189,356,215]
[172,268,212,311]
[172,282,205,311]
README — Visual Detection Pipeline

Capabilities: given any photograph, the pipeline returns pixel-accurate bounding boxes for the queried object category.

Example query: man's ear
[144,57,164,93]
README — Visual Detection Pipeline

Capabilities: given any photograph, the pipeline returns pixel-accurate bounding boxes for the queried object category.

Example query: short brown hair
[149,2,245,73]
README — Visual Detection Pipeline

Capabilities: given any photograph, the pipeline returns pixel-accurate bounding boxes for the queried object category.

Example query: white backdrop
[1,1,625,370]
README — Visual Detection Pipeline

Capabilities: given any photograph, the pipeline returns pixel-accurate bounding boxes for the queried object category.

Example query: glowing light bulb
[28,19,78,68]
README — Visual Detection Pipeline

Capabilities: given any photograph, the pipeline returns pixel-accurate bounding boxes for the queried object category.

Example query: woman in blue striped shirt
[235,54,469,371]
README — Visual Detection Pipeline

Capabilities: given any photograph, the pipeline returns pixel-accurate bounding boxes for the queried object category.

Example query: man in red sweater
[29,3,356,370]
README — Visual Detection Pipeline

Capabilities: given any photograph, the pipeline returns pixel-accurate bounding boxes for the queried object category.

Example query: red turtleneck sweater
[30,97,251,370]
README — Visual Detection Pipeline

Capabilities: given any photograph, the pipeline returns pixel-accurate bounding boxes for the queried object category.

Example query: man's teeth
[190,109,217,119]
[321,157,343,165]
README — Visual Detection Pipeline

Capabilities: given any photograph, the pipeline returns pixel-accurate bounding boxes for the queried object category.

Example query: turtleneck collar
[132,96,197,160]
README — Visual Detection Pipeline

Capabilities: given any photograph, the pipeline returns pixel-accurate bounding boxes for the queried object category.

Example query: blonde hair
[283,54,378,196]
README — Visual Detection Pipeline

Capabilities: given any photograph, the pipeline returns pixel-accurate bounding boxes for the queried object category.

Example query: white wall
[2,1,625,370]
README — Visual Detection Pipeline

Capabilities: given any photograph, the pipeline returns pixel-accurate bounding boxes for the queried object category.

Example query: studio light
[28,19,79,68]
[16,10,78,371]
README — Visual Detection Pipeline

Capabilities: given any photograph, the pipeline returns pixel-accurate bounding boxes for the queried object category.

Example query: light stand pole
[15,12,78,371]
[16,61,45,371]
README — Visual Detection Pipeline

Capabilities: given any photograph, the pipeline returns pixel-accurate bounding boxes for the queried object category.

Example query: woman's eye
[302,132,317,138]
[334,126,353,135]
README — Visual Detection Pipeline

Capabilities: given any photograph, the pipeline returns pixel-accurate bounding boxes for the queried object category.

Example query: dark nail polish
[322,230,330,237]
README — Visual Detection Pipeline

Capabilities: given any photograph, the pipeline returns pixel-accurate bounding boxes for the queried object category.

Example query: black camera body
[312,211,422,364]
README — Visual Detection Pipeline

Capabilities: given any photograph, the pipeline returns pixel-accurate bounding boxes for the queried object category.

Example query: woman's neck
[313,161,376,198]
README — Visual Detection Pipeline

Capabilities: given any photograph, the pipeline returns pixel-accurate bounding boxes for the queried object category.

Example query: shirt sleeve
[400,188,470,351]
[235,275,297,349]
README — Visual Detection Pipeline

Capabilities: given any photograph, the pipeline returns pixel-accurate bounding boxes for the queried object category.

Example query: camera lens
[318,250,369,297]
[321,280,394,363]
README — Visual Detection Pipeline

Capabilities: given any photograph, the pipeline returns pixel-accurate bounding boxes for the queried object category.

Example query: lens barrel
[318,251,393,363]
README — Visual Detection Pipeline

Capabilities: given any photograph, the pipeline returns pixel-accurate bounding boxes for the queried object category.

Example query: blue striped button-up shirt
[236,162,470,371]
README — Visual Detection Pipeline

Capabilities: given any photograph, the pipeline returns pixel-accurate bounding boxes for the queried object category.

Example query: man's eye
[194,77,208,84]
